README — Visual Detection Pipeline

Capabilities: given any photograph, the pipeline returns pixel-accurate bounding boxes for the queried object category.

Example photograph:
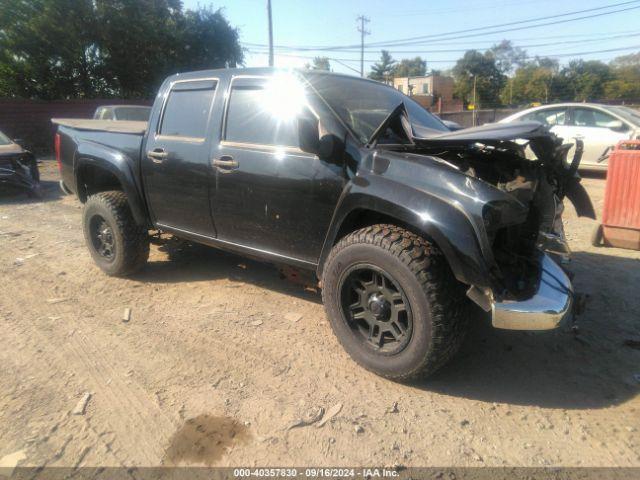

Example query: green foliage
[487,40,527,75]
[368,50,396,81]
[559,60,611,102]
[503,57,559,105]
[603,53,640,101]
[452,50,506,107]
[305,57,331,71]
[392,57,426,77]
[0,0,243,99]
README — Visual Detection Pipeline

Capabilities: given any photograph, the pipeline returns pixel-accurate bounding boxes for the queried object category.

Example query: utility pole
[267,0,274,67]
[357,15,370,77]
[472,74,478,126]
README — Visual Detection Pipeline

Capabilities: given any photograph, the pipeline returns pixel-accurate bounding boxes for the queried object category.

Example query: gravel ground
[0,160,639,470]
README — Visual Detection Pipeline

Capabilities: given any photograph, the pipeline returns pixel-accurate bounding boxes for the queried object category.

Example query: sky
[181,0,640,75]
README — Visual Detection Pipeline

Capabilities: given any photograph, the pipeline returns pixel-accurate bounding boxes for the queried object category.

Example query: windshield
[0,130,12,145]
[114,106,151,121]
[608,106,640,126]
[305,73,448,144]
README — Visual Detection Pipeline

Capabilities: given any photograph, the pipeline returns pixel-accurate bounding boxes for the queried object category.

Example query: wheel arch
[317,192,491,290]
[74,148,150,227]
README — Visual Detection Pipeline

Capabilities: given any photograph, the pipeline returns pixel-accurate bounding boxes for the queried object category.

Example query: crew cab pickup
[53,68,595,380]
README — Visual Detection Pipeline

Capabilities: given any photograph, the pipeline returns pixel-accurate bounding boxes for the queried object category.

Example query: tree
[95,2,243,98]
[368,50,396,81]
[487,40,527,75]
[452,50,506,107]
[0,0,107,99]
[305,56,331,71]
[392,57,426,77]
[505,57,559,105]
[559,60,611,102]
[0,0,243,99]
[604,52,640,101]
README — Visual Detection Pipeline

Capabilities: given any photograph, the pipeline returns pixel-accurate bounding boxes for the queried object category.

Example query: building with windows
[391,74,461,113]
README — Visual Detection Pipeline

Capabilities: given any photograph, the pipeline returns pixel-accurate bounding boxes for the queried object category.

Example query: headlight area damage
[375,114,595,331]
[0,143,41,197]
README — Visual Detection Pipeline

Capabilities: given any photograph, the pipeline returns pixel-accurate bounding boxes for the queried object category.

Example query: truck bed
[51,119,147,135]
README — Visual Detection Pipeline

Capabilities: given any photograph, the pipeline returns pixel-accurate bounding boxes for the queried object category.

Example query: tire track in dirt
[1,288,178,466]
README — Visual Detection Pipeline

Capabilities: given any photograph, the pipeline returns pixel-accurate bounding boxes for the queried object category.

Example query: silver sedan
[499,103,640,170]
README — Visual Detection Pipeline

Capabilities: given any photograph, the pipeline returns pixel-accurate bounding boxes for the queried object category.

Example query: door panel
[569,107,630,167]
[142,79,218,236]
[210,75,345,264]
[211,143,344,263]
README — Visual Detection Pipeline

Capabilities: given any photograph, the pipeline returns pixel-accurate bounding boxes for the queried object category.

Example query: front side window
[572,108,627,130]
[521,108,567,126]
[225,83,299,147]
[159,80,217,138]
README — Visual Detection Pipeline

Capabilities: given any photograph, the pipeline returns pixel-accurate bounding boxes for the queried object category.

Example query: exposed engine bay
[372,108,596,304]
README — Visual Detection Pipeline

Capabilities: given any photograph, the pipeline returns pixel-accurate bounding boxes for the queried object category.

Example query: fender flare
[74,141,150,227]
[317,181,492,290]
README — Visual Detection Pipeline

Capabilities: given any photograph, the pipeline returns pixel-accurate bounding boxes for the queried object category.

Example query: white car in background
[499,103,640,170]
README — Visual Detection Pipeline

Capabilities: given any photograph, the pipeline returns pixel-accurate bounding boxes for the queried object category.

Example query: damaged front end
[429,124,593,329]
[391,119,595,330]
[0,143,41,196]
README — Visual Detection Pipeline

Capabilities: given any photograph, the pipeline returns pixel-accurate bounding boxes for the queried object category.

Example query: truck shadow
[133,239,323,304]
[136,241,638,409]
[421,250,640,410]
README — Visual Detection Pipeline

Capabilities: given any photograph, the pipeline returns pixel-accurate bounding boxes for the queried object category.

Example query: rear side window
[159,80,217,138]
[225,86,298,147]
[521,108,567,126]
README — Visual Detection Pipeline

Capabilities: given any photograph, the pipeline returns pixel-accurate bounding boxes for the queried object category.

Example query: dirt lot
[1,160,639,470]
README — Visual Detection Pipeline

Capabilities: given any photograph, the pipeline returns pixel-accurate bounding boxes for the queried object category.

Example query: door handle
[212,156,239,172]
[147,149,168,164]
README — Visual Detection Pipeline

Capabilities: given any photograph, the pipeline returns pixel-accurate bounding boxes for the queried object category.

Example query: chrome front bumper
[492,253,573,330]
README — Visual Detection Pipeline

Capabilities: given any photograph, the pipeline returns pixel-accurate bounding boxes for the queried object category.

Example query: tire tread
[322,224,469,381]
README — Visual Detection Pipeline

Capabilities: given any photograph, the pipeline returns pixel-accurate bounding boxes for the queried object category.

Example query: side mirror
[606,120,627,132]
[298,116,319,155]
[318,133,344,161]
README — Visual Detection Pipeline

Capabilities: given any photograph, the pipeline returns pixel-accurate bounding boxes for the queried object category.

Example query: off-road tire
[322,224,470,381]
[83,191,149,276]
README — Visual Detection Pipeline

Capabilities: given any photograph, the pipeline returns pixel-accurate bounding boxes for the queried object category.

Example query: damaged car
[0,130,40,197]
[52,69,595,380]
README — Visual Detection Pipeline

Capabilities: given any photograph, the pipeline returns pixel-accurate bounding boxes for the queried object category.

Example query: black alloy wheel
[340,264,413,355]
[89,215,116,261]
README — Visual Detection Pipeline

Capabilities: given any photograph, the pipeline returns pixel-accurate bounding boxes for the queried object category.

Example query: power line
[242,1,640,51]
[367,4,640,48]
[366,0,640,48]
[247,31,640,56]
[245,43,640,65]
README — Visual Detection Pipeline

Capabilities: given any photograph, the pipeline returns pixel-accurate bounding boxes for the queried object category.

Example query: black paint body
[55,68,562,295]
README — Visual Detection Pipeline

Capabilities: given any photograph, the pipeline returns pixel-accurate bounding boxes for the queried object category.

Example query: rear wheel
[322,224,470,381]
[83,191,149,276]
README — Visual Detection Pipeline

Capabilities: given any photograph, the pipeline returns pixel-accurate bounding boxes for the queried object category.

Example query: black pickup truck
[53,68,595,380]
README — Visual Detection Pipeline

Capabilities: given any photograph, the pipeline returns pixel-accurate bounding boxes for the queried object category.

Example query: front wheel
[83,191,149,276]
[322,224,470,381]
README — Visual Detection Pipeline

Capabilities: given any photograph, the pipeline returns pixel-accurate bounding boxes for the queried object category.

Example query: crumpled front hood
[413,121,550,142]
